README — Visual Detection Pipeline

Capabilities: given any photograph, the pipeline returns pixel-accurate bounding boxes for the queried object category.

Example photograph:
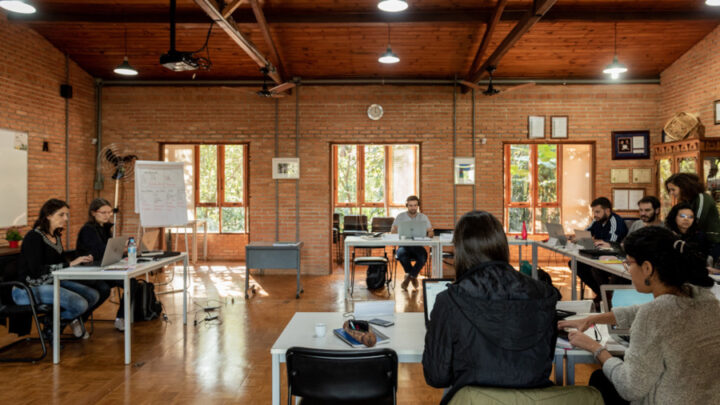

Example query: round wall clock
[367,104,384,120]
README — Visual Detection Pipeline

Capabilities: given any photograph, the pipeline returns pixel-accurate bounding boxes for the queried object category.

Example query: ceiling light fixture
[0,0,36,14]
[377,0,408,12]
[603,22,627,80]
[114,29,138,76]
[379,25,400,64]
[706,0,720,6]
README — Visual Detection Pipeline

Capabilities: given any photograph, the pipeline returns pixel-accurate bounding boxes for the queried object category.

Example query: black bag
[132,279,163,321]
[365,264,387,290]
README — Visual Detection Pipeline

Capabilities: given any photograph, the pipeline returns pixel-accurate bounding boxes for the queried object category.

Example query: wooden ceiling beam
[222,0,246,19]
[249,0,286,80]
[467,0,508,78]
[194,0,282,83]
[10,8,720,24]
[467,0,558,84]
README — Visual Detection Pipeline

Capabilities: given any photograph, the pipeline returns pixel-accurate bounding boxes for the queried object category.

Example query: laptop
[81,236,129,269]
[397,220,428,239]
[422,278,453,325]
[600,285,654,342]
[545,223,568,245]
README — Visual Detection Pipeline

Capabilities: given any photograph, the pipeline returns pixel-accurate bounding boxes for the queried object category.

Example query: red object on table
[521,221,528,240]
[8,240,19,248]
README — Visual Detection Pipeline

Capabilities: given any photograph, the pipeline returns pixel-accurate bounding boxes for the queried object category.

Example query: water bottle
[128,237,137,266]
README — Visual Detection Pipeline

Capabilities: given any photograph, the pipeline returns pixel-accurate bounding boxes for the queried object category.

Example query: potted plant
[6,227,22,248]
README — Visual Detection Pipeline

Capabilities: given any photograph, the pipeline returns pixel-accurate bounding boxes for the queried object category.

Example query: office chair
[0,257,49,362]
[286,347,398,405]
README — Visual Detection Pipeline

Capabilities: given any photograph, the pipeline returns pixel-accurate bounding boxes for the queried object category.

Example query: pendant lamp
[378,25,400,64]
[114,29,138,76]
[0,0,36,13]
[603,23,627,80]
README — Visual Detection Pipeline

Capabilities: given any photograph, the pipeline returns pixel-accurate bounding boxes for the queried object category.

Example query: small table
[172,219,208,264]
[245,242,304,299]
[562,319,626,385]
[52,253,189,364]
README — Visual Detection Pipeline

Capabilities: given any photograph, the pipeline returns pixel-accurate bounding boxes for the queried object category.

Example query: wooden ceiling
[7,0,720,82]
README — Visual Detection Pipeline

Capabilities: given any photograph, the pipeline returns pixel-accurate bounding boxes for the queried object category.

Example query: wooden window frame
[333,144,419,214]
[504,143,562,235]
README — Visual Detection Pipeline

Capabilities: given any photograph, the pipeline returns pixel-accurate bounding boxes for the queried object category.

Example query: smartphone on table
[368,318,394,327]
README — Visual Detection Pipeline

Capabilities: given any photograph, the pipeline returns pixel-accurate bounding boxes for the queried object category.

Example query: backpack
[132,279,163,321]
[365,264,387,290]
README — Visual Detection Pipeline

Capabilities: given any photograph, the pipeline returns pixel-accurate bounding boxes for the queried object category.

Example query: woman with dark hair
[12,199,99,338]
[76,198,126,331]
[664,202,718,263]
[422,211,558,405]
[559,226,720,405]
[665,172,720,243]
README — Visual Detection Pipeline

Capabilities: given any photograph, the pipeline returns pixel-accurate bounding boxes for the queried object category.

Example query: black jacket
[422,261,558,405]
[76,221,113,260]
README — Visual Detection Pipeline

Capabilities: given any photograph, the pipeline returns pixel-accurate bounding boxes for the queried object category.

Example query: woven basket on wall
[663,112,705,142]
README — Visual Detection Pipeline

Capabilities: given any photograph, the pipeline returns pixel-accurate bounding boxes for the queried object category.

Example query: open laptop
[81,236,129,269]
[397,220,428,239]
[545,223,594,249]
[422,278,453,325]
[600,285,653,343]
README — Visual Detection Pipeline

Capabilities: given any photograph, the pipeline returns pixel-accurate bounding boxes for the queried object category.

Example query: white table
[562,315,627,385]
[343,236,443,296]
[172,219,207,264]
[533,241,628,300]
[270,312,565,405]
[52,253,189,364]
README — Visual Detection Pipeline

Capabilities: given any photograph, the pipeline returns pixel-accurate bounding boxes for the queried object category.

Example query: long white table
[562,315,627,385]
[343,236,443,296]
[270,312,564,405]
[52,253,189,364]
[533,241,628,300]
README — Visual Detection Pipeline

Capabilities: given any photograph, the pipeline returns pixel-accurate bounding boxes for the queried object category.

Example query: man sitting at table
[391,195,433,291]
[575,197,628,307]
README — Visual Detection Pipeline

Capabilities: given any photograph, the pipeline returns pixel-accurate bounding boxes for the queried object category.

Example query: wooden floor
[0,257,599,404]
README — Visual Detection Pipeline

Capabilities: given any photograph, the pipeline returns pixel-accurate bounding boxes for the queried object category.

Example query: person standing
[391,195,433,291]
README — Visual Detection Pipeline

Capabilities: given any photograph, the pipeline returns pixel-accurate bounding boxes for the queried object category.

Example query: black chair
[370,217,393,233]
[0,257,49,362]
[332,213,341,264]
[286,347,398,405]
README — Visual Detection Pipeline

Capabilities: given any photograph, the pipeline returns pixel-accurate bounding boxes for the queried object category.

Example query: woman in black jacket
[422,210,558,405]
[76,198,125,331]
[664,202,719,264]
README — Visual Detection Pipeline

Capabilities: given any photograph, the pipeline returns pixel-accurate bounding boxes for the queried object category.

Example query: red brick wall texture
[2,15,718,274]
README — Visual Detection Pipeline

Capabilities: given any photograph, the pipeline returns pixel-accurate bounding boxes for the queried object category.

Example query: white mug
[314,322,326,337]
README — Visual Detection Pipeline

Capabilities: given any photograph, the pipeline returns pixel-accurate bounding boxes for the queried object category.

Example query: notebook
[422,278,453,325]
[600,285,653,338]
[333,327,390,347]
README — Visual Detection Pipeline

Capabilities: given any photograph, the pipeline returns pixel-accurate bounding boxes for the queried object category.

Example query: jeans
[397,246,427,278]
[79,280,124,318]
[12,281,100,320]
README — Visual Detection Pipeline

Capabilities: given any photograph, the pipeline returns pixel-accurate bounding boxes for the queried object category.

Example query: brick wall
[0,13,96,249]
[661,25,720,139]
[101,83,661,274]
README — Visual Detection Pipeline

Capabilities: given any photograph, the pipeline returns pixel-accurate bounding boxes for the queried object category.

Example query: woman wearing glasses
[76,198,126,331]
[664,202,718,264]
[559,226,720,405]
[665,172,720,243]
[423,211,559,405]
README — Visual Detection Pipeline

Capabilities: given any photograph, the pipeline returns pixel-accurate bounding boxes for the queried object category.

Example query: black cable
[191,22,215,53]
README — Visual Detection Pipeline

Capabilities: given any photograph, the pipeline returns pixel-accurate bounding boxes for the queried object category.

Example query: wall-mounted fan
[460,66,536,96]
[100,143,137,236]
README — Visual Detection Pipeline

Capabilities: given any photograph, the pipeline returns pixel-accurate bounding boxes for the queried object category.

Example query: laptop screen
[422,278,453,324]
[603,287,653,312]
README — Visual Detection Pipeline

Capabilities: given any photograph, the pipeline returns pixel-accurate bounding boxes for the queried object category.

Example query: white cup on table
[314,322,326,338]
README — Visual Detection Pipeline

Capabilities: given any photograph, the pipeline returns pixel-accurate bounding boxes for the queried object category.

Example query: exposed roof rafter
[249,0,286,80]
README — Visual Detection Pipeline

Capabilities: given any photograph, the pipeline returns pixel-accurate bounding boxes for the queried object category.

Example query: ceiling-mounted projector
[160,50,199,71]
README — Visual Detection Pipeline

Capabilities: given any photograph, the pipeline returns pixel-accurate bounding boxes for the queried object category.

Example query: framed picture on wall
[454,157,475,185]
[612,188,645,211]
[632,168,652,184]
[612,130,650,160]
[551,116,568,139]
[272,157,300,179]
[528,116,545,139]
[610,168,630,184]
[715,100,720,125]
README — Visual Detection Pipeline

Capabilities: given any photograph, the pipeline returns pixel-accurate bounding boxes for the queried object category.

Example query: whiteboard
[0,129,28,227]
[134,160,188,227]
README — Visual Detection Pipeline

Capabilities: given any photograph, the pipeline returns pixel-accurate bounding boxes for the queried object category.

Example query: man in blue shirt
[577,197,628,304]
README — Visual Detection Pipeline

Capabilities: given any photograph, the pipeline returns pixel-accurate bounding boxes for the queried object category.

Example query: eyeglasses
[622,259,636,271]
[678,213,694,219]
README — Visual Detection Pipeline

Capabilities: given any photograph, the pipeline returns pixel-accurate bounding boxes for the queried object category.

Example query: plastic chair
[286,347,398,405]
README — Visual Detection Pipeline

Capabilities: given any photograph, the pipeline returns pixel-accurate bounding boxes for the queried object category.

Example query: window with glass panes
[333,144,419,229]
[504,143,594,234]
[163,144,248,233]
